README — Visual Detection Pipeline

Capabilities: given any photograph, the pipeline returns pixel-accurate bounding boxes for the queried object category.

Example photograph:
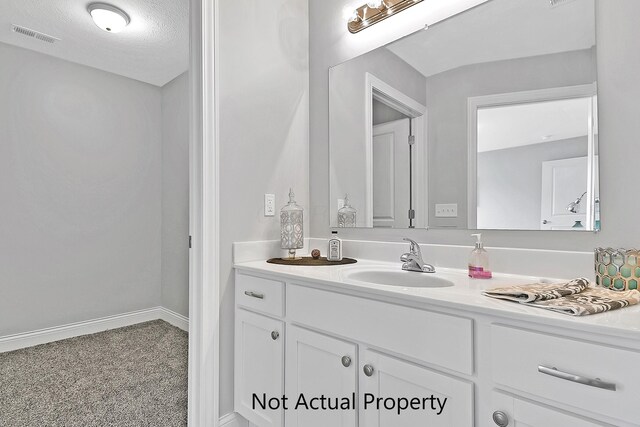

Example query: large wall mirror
[329,0,599,231]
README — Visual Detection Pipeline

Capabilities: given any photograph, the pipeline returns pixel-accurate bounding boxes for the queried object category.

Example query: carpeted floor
[0,320,188,427]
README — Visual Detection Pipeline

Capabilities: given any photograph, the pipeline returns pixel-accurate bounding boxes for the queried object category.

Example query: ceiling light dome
[88,3,130,33]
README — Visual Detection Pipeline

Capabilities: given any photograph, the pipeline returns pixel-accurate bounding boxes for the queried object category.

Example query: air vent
[12,25,60,44]
[549,0,578,8]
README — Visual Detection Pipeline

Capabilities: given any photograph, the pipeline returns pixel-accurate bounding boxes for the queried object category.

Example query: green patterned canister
[594,248,640,291]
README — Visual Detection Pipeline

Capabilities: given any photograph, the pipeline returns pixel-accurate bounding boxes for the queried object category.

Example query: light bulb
[88,3,130,33]
[348,9,361,23]
[367,0,385,9]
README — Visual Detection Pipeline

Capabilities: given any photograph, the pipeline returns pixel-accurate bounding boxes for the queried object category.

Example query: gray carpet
[0,320,188,427]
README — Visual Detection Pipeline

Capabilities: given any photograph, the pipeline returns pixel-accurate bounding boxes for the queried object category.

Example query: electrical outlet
[435,203,458,218]
[264,194,275,217]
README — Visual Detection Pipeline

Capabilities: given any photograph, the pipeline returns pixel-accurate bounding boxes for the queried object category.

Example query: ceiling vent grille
[12,25,60,44]
[549,0,578,8]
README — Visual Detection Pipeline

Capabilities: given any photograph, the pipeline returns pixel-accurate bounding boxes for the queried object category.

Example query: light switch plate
[337,199,345,210]
[435,203,458,218]
[264,194,275,217]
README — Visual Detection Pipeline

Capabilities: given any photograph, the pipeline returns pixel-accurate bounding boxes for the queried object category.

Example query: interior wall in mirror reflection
[329,0,598,231]
[474,95,599,231]
[329,47,427,228]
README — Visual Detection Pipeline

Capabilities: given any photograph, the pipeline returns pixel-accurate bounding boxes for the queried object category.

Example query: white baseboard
[0,306,189,353]
[158,307,189,331]
[220,413,248,427]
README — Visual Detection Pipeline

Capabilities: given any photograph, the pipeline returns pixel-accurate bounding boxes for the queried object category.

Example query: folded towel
[482,278,589,303]
[527,287,640,316]
[483,279,640,316]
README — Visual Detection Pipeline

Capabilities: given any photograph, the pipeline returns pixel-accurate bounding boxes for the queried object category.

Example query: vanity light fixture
[348,0,424,33]
[88,3,130,33]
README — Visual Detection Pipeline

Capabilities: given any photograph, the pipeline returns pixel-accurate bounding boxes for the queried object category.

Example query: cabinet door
[235,309,284,427]
[359,349,473,427]
[285,325,357,427]
[491,392,609,427]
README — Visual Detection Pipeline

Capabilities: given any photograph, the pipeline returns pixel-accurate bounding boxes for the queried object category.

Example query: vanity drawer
[236,272,285,318]
[287,284,474,375]
[491,325,640,424]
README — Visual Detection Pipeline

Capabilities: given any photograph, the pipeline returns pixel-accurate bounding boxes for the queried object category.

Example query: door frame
[188,0,219,426]
[365,73,428,228]
[467,83,597,229]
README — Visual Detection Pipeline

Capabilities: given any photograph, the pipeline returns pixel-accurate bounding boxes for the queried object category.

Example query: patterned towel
[528,287,640,316]
[482,278,589,303]
[483,279,640,316]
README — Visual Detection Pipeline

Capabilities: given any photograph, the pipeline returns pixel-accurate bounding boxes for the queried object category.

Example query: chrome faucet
[401,238,435,273]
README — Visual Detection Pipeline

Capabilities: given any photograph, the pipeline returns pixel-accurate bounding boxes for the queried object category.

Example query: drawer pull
[538,366,616,391]
[271,331,280,340]
[244,291,264,299]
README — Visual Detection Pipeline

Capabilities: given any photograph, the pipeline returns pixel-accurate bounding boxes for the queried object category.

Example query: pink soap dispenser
[469,233,492,279]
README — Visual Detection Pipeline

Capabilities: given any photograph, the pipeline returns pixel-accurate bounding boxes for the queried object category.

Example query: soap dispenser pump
[469,234,492,279]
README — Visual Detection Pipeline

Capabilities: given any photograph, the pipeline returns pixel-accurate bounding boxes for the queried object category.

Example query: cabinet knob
[271,331,280,341]
[492,410,509,427]
[341,356,352,368]
[363,364,374,377]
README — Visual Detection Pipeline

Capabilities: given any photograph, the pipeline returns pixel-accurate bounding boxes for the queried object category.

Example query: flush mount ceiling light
[88,3,130,33]
[348,0,424,33]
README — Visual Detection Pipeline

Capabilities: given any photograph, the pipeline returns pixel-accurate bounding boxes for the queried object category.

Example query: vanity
[233,258,640,427]
[233,0,639,425]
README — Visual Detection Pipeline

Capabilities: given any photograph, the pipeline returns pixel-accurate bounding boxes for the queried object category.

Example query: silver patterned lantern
[280,188,304,259]
[338,194,357,228]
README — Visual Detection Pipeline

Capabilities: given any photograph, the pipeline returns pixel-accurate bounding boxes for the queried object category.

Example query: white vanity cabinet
[359,349,474,427]
[234,267,640,427]
[285,325,357,427]
[235,308,284,427]
[234,272,287,427]
[235,271,475,427]
[490,392,608,427]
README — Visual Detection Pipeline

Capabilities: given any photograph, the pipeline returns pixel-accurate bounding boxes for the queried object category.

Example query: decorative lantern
[338,194,357,228]
[280,188,304,259]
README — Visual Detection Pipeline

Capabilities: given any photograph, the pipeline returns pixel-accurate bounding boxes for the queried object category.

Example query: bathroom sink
[345,269,454,288]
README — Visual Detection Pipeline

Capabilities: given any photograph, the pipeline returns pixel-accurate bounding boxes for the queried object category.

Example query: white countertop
[235,259,640,341]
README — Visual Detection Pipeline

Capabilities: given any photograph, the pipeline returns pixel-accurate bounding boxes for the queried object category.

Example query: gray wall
[373,99,408,126]
[161,72,190,317]
[477,137,587,230]
[329,47,426,226]
[426,49,595,228]
[0,42,162,336]
[310,0,640,251]
[218,0,309,417]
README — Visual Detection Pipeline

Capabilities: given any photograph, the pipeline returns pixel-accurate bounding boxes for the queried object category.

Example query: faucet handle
[403,238,422,256]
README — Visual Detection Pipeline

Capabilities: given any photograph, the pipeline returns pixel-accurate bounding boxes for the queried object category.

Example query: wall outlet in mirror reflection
[436,204,458,218]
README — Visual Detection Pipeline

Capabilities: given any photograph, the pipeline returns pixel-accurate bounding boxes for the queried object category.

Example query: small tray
[267,257,357,266]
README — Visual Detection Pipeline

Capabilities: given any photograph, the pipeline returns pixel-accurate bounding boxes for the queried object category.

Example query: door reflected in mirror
[329,0,599,231]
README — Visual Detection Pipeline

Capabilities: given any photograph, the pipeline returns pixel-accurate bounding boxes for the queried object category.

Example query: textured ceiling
[387,0,595,78]
[0,0,189,87]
